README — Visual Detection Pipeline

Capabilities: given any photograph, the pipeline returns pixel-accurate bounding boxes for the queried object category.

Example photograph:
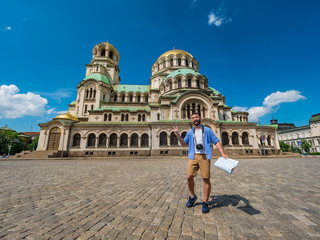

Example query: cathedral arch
[177,93,213,119]
[109,133,118,147]
[47,127,61,150]
[130,133,139,147]
[170,132,178,146]
[159,132,168,146]
[141,133,149,147]
[120,133,128,147]
[232,132,239,145]
[221,132,229,146]
[72,133,81,147]
[98,133,107,147]
[87,133,96,147]
[242,132,249,145]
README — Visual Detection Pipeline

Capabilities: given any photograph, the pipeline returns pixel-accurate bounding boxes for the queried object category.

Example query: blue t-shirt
[184,125,220,160]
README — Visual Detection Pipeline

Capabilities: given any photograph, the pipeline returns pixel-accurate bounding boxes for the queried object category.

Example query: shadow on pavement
[209,194,261,215]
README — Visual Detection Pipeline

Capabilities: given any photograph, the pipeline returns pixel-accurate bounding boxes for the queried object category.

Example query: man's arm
[173,126,187,146]
[215,141,228,159]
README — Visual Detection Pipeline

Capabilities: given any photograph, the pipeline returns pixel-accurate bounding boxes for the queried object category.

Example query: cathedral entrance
[47,127,61,150]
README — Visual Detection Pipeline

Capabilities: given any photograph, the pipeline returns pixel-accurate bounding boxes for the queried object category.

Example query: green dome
[83,73,110,85]
[164,69,202,82]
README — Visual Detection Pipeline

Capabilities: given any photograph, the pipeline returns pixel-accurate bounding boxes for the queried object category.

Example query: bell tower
[85,42,120,85]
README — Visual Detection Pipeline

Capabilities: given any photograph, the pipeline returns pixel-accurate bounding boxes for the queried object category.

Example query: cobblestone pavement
[1,157,320,240]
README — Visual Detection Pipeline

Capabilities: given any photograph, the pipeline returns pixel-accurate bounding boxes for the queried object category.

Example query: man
[174,111,228,213]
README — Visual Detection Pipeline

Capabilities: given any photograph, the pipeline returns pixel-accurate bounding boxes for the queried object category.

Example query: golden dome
[54,113,79,122]
[157,49,193,61]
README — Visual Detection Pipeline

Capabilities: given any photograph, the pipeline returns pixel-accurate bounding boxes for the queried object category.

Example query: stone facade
[37,42,281,157]
[278,113,320,152]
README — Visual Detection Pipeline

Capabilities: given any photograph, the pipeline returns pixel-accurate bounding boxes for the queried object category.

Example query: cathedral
[37,42,281,157]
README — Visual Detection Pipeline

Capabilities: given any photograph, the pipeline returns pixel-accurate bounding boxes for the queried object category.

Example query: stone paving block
[0,157,320,239]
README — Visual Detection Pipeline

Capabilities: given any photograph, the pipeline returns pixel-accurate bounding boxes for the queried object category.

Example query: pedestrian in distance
[174,111,228,213]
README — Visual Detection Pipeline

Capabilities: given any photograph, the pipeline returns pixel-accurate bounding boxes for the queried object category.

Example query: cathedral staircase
[13,150,60,159]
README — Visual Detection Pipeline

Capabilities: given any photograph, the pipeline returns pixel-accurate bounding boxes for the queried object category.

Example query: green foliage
[291,146,301,154]
[0,130,24,155]
[27,136,39,151]
[301,140,312,153]
[309,152,320,155]
[279,141,291,152]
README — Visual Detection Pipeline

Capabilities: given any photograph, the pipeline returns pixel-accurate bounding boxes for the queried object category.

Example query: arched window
[170,59,173,66]
[90,88,93,98]
[178,58,181,66]
[109,133,117,147]
[87,133,96,147]
[86,89,89,98]
[141,133,149,147]
[104,114,107,121]
[120,133,128,147]
[157,113,160,120]
[169,82,172,91]
[103,94,105,100]
[178,79,182,88]
[242,132,249,145]
[101,49,106,56]
[131,133,138,147]
[185,59,189,66]
[99,134,106,147]
[138,114,141,122]
[142,114,145,121]
[222,132,229,146]
[196,80,200,88]
[125,114,129,121]
[73,133,81,147]
[192,62,194,68]
[91,105,94,110]
[113,95,118,102]
[122,95,125,102]
[163,61,166,68]
[188,79,191,88]
[267,135,272,146]
[108,114,112,121]
[170,132,178,146]
[137,95,141,102]
[109,51,113,59]
[121,114,124,122]
[129,95,133,102]
[84,105,88,113]
[232,132,239,145]
[160,132,167,146]
[181,132,187,139]
[145,96,148,102]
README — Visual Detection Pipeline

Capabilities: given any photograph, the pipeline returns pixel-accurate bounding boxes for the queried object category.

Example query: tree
[301,140,312,153]
[27,136,39,151]
[0,131,24,155]
[279,141,291,152]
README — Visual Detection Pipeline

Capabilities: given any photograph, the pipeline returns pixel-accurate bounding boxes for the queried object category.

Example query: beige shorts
[187,154,211,179]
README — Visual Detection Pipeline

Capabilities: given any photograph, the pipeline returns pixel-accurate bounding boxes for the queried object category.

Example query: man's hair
[191,111,201,116]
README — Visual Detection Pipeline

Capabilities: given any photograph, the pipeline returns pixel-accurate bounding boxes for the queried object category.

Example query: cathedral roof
[53,113,79,122]
[309,113,320,123]
[164,69,202,82]
[83,73,111,85]
[113,84,149,93]
[157,49,193,61]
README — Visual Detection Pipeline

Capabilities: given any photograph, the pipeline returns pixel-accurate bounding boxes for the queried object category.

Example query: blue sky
[0,0,319,132]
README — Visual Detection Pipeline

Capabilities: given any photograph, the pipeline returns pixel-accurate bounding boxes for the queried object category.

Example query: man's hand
[173,126,180,136]
[222,153,229,159]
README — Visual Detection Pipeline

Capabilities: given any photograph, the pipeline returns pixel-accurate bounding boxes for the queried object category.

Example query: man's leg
[203,178,211,202]
[187,175,195,197]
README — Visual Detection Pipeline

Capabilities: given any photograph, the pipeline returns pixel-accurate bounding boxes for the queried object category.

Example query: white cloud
[263,90,306,108]
[3,26,12,31]
[0,84,48,119]
[232,90,306,122]
[46,108,66,115]
[208,10,231,27]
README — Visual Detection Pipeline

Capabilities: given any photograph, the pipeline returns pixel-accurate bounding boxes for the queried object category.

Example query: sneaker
[186,194,197,208]
[202,202,210,213]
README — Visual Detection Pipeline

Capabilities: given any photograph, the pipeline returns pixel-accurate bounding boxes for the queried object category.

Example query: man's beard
[193,120,201,126]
